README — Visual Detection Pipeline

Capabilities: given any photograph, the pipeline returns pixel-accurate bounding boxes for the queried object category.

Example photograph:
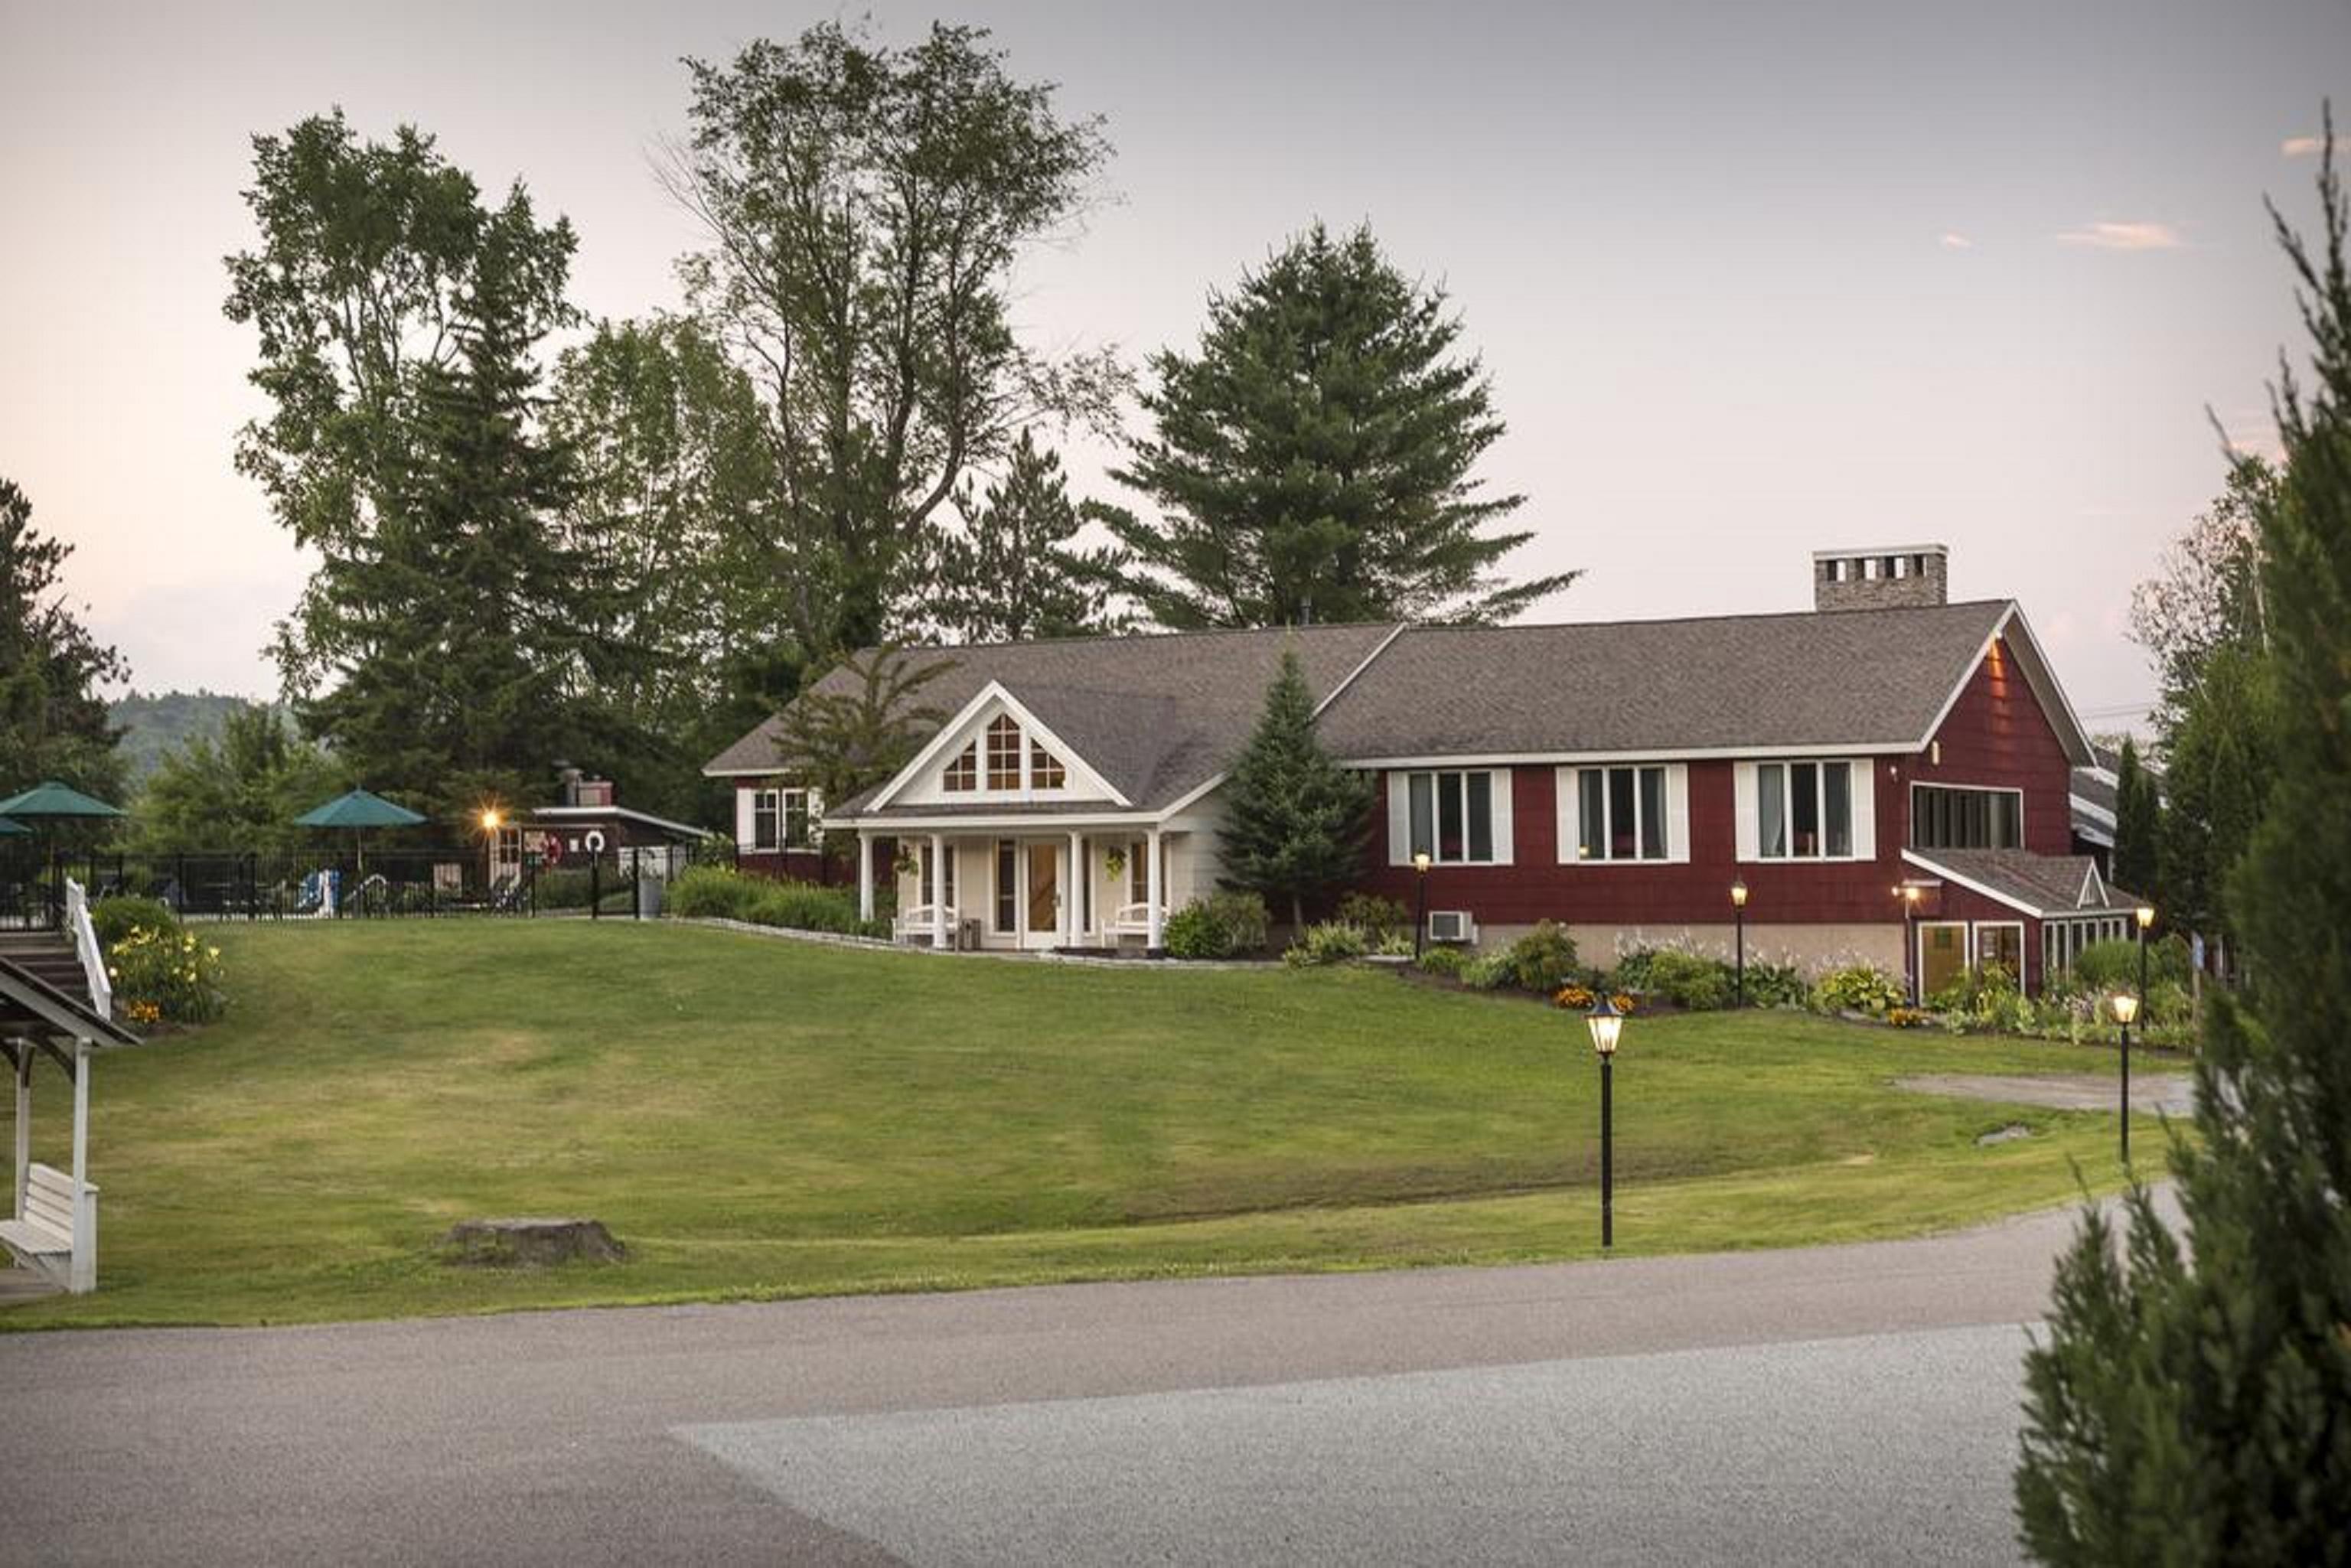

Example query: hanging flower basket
[1104,845,1127,879]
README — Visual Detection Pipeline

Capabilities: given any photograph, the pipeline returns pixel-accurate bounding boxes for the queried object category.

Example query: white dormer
[875,683,1125,810]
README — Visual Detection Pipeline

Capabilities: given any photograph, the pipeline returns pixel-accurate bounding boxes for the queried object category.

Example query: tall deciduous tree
[2129,456,2278,708]
[926,430,1127,643]
[1104,222,1577,629]
[1219,648,1374,930]
[2015,119,2351,1563]
[2108,736,2161,900]
[224,111,578,697]
[546,315,796,815]
[667,21,1123,657]
[0,478,126,800]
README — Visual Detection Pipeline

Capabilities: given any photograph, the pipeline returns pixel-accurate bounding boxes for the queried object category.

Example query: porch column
[1068,832,1084,945]
[856,830,875,921]
[1146,827,1166,949]
[931,833,948,949]
[11,1046,28,1223]
[70,1044,90,1293]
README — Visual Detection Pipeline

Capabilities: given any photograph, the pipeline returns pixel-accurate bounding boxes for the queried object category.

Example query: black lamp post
[1412,850,1433,960]
[2111,990,2140,1165]
[1899,883,1923,1006]
[1586,994,1625,1249]
[1730,879,1749,1006]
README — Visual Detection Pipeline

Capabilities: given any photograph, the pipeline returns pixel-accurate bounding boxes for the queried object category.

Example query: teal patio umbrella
[0,780,129,919]
[0,816,26,836]
[294,787,427,871]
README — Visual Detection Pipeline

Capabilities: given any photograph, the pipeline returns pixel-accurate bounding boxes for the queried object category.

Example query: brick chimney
[1812,544,1948,612]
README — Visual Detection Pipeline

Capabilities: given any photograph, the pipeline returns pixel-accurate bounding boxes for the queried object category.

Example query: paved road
[0,1201,2117,1566]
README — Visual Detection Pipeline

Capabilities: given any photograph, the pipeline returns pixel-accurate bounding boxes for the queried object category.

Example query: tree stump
[441,1217,625,1268]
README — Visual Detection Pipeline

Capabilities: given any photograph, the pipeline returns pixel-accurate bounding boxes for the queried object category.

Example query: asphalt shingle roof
[1909,848,2144,915]
[1312,600,2013,760]
[709,624,1400,815]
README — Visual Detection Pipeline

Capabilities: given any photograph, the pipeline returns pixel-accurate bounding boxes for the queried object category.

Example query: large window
[985,716,1022,791]
[1573,765,1670,861]
[781,788,817,850]
[1756,760,1854,859]
[948,715,1067,795]
[1911,784,2021,850]
[752,788,779,850]
[995,840,1017,933]
[1406,771,1498,864]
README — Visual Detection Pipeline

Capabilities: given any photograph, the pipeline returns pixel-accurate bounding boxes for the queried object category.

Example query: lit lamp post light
[1730,879,1749,1007]
[1413,850,1433,961]
[2111,990,2140,1165]
[2135,904,2156,1014]
[1586,994,1625,1250]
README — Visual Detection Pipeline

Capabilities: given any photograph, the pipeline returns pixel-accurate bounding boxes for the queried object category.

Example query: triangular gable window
[943,742,979,793]
[941,711,1069,795]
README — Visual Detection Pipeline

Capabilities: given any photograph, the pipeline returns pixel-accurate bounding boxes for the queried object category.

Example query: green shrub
[853,917,894,942]
[107,924,225,1025]
[666,865,765,921]
[1165,901,1235,960]
[1460,952,1514,990]
[1334,892,1411,937]
[1813,963,1906,1016]
[1283,921,1370,967]
[1375,928,1415,957]
[1205,890,1270,954]
[1501,921,1582,995]
[1636,947,1733,1010]
[90,895,179,949]
[1417,946,1468,979]
[2070,935,2190,992]
[748,881,861,934]
[1742,960,1808,1009]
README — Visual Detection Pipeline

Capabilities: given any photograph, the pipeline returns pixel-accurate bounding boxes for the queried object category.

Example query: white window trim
[872,683,1127,810]
[1386,768,1514,866]
[750,787,781,852]
[780,786,822,851]
[1908,781,2025,852]
[1737,758,1873,864]
[1972,920,2027,981]
[1555,763,1690,865]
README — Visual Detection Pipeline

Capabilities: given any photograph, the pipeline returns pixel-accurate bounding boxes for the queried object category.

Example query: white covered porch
[855,825,1208,953]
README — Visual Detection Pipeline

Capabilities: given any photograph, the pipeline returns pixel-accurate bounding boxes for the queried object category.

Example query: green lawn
[5,921,2173,1328]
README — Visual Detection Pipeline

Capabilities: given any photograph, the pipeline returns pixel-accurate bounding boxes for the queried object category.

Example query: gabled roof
[1315,600,2040,761]
[1903,848,2146,918]
[709,624,1403,815]
[0,956,140,1048]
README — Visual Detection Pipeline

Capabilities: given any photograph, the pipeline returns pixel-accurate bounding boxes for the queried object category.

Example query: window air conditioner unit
[1426,910,1476,944]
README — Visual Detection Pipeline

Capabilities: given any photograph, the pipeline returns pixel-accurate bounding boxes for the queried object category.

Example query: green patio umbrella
[0,816,26,836]
[294,787,427,872]
[0,781,129,921]
[0,779,129,821]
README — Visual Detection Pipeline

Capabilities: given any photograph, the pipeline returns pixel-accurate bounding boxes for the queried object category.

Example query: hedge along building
[704,546,2142,993]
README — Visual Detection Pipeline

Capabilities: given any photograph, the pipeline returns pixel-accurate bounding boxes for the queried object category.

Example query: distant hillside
[109,690,286,785]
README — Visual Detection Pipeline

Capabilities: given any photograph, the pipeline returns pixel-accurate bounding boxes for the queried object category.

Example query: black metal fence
[0,843,696,930]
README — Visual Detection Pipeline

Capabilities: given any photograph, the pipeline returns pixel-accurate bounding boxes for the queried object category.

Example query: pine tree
[300,220,618,817]
[1104,222,1577,628]
[2014,118,2351,1563]
[0,478,127,800]
[1218,648,1374,931]
[928,431,1128,643]
[2108,736,2160,899]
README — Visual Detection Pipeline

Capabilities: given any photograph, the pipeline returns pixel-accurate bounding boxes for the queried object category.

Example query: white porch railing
[63,878,111,1022]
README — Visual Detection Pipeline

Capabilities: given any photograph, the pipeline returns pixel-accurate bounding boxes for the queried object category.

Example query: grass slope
[5,922,2168,1328]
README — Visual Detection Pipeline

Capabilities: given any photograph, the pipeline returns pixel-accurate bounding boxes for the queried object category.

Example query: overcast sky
[4,1,2346,732]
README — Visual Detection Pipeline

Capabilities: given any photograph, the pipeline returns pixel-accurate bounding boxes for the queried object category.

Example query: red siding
[1358,759,1912,927]
[1352,640,2079,954]
[1908,637,2074,856]
[738,847,840,885]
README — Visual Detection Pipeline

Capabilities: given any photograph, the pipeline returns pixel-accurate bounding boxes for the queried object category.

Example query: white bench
[893,904,961,947]
[2,1162,96,1291]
